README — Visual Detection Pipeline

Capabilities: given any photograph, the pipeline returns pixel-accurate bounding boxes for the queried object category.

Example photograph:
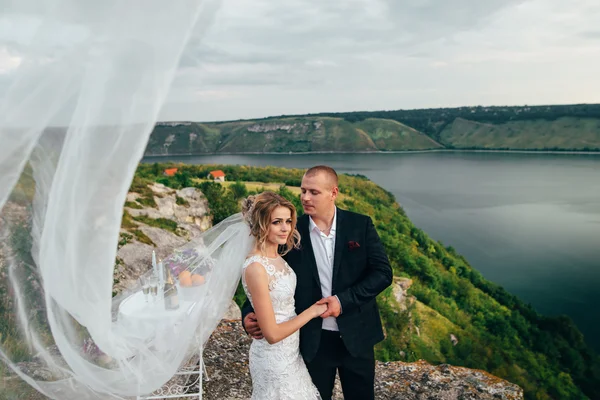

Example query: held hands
[244,296,341,339]
[243,312,263,340]
[310,302,328,318]
[317,296,341,318]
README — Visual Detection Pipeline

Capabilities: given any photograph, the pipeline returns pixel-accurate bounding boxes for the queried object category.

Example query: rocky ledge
[2,318,523,400]
[1,185,524,400]
[115,183,212,292]
[203,319,523,400]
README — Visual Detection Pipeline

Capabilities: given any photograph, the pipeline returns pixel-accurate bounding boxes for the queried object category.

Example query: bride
[241,191,324,399]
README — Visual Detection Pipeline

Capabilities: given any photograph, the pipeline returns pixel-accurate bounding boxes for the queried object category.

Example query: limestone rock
[450,333,459,346]
[392,277,413,311]
[126,192,140,202]
[126,183,211,238]
[2,299,523,400]
[140,226,187,251]
[222,300,242,320]
[246,121,319,135]
[202,320,524,400]
[114,226,190,292]
[115,241,155,291]
[116,184,211,294]
[156,122,192,127]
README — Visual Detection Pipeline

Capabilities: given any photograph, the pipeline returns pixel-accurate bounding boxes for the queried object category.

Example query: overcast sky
[2,0,600,122]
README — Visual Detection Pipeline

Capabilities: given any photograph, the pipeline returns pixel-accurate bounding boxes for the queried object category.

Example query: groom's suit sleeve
[241,298,254,333]
[336,216,393,314]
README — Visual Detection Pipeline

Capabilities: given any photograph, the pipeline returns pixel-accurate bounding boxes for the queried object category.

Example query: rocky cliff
[117,183,523,399]
[1,318,524,400]
[115,182,212,292]
[203,319,523,400]
[0,182,524,399]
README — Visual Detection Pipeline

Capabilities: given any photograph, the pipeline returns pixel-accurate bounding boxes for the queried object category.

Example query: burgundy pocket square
[348,241,360,250]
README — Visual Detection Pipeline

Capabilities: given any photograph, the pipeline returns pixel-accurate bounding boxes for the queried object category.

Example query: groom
[242,165,393,400]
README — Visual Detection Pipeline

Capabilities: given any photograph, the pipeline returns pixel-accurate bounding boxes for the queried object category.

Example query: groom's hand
[317,296,341,318]
[243,312,264,339]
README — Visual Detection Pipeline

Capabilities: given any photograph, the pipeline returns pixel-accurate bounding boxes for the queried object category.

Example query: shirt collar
[309,207,337,235]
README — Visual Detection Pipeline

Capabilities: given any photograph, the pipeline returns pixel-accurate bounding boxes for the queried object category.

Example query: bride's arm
[244,262,325,344]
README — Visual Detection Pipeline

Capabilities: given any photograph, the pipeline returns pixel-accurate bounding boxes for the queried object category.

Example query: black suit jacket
[242,208,393,362]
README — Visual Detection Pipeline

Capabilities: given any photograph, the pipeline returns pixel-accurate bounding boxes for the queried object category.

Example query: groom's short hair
[304,165,338,187]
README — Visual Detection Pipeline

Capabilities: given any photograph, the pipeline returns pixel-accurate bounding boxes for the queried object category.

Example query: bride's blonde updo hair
[242,191,301,256]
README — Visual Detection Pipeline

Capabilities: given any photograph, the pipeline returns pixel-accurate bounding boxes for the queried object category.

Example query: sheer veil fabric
[0,1,249,399]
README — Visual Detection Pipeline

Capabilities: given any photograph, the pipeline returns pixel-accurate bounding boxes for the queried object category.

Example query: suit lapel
[332,208,345,292]
[298,215,322,288]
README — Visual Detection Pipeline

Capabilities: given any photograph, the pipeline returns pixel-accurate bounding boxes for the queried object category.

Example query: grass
[147,123,222,154]
[122,211,176,240]
[407,301,465,363]
[132,215,178,234]
[242,182,301,195]
[124,201,143,209]
[137,196,157,208]
[121,211,138,229]
[191,179,353,203]
[356,118,443,150]
[129,177,157,207]
[0,377,47,400]
[7,164,36,206]
[0,333,32,363]
[118,233,133,247]
[413,301,458,345]
[132,229,155,246]
[175,196,189,207]
[193,179,301,195]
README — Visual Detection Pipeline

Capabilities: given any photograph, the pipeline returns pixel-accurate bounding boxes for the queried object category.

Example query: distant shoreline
[142,149,600,158]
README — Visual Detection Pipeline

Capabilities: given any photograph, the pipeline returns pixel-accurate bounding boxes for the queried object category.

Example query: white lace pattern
[242,255,321,400]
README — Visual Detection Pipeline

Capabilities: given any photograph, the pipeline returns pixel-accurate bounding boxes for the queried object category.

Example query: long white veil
[0,1,253,399]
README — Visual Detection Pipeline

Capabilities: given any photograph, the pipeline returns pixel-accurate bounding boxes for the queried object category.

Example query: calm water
[144,152,600,350]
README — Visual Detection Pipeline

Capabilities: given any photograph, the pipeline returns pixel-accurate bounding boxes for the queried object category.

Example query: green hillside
[316,103,600,147]
[145,116,443,155]
[134,163,600,400]
[440,117,600,150]
[355,118,442,150]
[146,104,600,154]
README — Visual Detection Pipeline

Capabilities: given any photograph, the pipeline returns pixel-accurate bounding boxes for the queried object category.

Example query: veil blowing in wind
[0,1,249,398]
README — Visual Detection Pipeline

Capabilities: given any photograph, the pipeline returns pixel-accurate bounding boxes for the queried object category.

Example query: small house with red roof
[207,170,226,182]
[163,168,178,177]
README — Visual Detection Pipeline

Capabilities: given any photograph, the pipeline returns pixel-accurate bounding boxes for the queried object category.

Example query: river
[143,151,600,350]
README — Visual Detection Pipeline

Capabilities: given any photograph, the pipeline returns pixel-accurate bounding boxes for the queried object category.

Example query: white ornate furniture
[118,291,209,400]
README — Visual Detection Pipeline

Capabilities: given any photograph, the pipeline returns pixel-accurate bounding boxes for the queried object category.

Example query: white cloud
[305,60,338,68]
[0,47,21,73]
[160,0,600,121]
[2,0,599,122]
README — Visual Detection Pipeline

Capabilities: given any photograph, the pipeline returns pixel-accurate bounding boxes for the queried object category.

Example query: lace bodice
[241,255,321,399]
[242,255,297,324]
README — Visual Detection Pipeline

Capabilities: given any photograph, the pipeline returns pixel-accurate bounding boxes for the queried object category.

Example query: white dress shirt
[308,208,340,331]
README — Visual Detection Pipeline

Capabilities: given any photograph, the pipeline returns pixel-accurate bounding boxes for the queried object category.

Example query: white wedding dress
[242,255,321,400]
